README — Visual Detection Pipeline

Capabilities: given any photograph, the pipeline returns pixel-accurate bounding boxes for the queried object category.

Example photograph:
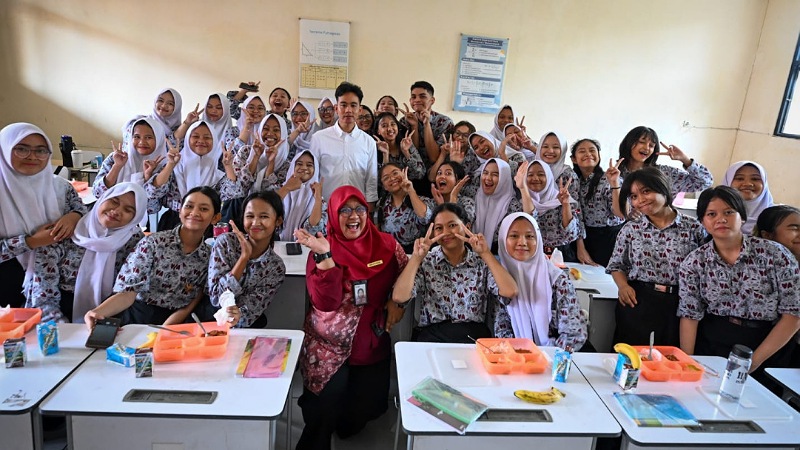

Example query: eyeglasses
[453,131,470,139]
[291,111,309,118]
[246,105,267,112]
[338,206,368,216]
[357,115,372,122]
[12,145,51,160]
[318,107,334,113]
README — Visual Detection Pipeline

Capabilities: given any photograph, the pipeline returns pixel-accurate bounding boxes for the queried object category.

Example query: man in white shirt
[310,82,378,207]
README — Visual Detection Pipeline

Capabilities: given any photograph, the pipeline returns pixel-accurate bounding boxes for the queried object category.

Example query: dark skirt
[0,258,27,308]
[613,280,679,347]
[119,300,177,326]
[413,320,490,344]
[583,224,624,267]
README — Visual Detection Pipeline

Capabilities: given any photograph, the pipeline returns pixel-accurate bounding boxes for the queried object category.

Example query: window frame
[775,32,800,139]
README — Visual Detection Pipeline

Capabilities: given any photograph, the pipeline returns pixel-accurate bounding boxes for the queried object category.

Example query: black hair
[376,162,411,231]
[410,81,434,96]
[182,186,222,214]
[453,120,476,135]
[268,87,291,118]
[429,202,470,227]
[437,161,466,182]
[375,95,399,112]
[242,190,285,246]
[335,81,364,103]
[360,105,374,118]
[375,112,403,154]
[619,126,659,171]
[571,138,604,202]
[619,166,673,215]
[755,205,800,238]
[696,186,747,224]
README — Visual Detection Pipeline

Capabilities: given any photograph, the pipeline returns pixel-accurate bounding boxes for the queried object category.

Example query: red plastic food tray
[0,308,43,341]
[634,345,705,382]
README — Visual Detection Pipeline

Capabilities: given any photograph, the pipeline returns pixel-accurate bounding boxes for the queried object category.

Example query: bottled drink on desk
[719,344,753,401]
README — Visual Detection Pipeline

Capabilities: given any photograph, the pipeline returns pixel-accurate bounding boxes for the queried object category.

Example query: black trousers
[582,224,624,267]
[296,358,390,450]
[413,320,490,344]
[613,280,679,347]
[0,258,27,308]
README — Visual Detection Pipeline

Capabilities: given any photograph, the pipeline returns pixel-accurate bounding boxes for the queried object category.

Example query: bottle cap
[731,344,753,359]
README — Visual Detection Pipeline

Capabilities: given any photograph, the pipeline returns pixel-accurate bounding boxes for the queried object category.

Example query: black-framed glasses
[338,206,368,216]
[12,145,51,160]
[291,111,309,118]
[357,115,372,122]
[246,105,267,112]
[318,106,334,113]
[453,131,470,139]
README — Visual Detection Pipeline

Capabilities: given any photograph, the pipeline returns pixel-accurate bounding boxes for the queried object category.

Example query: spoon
[467,335,497,354]
[148,324,191,336]
[648,331,654,361]
[191,313,208,337]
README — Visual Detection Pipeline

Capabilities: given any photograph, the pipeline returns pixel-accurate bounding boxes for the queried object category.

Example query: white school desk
[267,241,310,331]
[395,342,621,450]
[573,353,800,449]
[0,323,94,450]
[765,368,800,404]
[566,262,619,352]
[39,324,304,450]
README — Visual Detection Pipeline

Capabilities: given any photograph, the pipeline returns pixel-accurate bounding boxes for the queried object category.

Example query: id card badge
[352,280,368,306]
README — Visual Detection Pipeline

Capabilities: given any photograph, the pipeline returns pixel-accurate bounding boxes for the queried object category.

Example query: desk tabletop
[573,353,800,447]
[0,323,94,414]
[395,342,620,437]
[765,368,800,397]
[273,241,310,276]
[565,263,618,299]
[40,325,304,419]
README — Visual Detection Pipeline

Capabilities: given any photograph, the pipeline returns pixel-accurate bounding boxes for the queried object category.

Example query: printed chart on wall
[453,35,509,114]
[299,19,350,99]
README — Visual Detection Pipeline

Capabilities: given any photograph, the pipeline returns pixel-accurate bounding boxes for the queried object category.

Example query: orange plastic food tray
[0,308,43,342]
[152,322,231,362]
[634,345,705,382]
[476,338,548,374]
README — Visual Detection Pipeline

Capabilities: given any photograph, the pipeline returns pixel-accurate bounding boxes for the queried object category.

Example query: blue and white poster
[453,35,509,114]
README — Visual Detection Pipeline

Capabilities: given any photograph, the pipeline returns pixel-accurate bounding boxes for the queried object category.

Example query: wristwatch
[313,251,332,263]
[395,300,411,310]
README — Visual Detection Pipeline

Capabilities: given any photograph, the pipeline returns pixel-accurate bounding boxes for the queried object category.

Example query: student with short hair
[398,81,454,167]
[374,163,433,253]
[374,112,425,181]
[755,205,800,261]
[356,105,374,134]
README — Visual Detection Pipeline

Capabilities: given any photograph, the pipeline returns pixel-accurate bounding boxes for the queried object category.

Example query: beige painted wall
[2,0,794,204]
[732,0,800,205]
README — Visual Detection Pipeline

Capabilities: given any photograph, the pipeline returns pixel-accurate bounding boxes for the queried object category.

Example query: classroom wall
[2,0,794,203]
[731,0,800,205]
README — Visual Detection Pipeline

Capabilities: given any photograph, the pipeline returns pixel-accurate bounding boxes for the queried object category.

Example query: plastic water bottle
[719,344,753,401]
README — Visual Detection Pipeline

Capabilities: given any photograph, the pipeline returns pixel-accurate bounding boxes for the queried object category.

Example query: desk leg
[31,409,43,450]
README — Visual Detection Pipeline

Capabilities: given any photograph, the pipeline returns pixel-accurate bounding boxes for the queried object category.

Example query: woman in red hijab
[293,185,408,450]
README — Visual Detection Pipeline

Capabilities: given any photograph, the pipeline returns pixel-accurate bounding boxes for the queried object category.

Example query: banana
[514,387,566,404]
[613,342,641,369]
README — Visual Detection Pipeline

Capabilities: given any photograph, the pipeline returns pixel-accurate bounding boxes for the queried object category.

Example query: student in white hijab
[288,100,317,152]
[201,93,232,151]
[235,95,268,146]
[276,150,327,240]
[0,123,87,306]
[93,116,167,198]
[497,212,587,349]
[152,88,183,133]
[27,183,147,322]
[536,130,580,201]
[468,158,521,253]
[723,161,775,235]
[490,105,514,141]
[313,97,337,132]
[236,114,291,196]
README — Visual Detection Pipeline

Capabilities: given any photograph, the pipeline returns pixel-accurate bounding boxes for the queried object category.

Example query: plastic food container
[152,322,230,362]
[0,308,43,342]
[634,345,705,382]
[476,338,548,374]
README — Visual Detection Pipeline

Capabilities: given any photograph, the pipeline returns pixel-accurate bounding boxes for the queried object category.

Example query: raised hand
[431,183,444,204]
[658,141,691,166]
[294,229,330,255]
[401,103,417,127]
[165,140,181,167]
[399,167,414,193]
[418,109,431,126]
[184,103,203,125]
[283,173,302,192]
[400,129,415,157]
[111,141,127,167]
[450,175,470,202]
[557,177,572,205]
[606,158,623,187]
[222,142,234,168]
[515,115,526,133]
[373,135,390,160]
[514,160,530,191]
[251,133,265,160]
[449,139,465,163]
[230,221,254,261]
[412,223,444,259]
[143,155,165,180]
[440,134,453,155]
[457,227,489,255]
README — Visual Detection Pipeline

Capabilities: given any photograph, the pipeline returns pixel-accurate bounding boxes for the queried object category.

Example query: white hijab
[490,105,513,141]
[474,158,514,250]
[236,95,264,145]
[280,150,320,241]
[117,116,167,185]
[291,101,316,151]
[498,213,563,345]
[723,161,774,234]
[536,131,569,179]
[151,88,183,132]
[71,182,147,323]
[503,123,536,161]
[252,114,290,192]
[0,123,61,280]
[315,97,337,130]
[173,121,224,197]
[527,161,564,213]
[201,93,232,153]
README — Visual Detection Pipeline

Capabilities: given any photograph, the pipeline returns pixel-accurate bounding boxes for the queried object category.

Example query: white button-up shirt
[310,121,378,202]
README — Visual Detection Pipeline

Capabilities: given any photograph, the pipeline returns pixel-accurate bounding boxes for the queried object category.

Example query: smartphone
[286,242,303,255]
[238,82,259,92]
[85,317,122,349]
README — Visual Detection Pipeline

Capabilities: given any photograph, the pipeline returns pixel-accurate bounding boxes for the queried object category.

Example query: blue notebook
[614,392,699,427]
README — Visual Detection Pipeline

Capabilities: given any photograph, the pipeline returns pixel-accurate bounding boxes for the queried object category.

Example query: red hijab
[327,185,397,280]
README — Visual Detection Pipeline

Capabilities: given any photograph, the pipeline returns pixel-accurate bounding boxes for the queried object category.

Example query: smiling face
[765,212,800,260]
[180,191,218,232]
[505,217,538,262]
[730,165,764,201]
[261,116,282,146]
[293,152,315,183]
[205,96,224,122]
[155,91,175,118]
[291,103,309,128]
[318,99,335,124]
[497,107,513,129]
[335,93,360,130]
[10,133,50,175]
[189,124,214,156]
[132,123,156,156]
[435,163,457,195]
[380,165,404,193]
[245,97,267,122]
[409,87,434,113]
[453,125,471,147]
[471,135,495,159]
[540,134,562,164]
[338,197,368,240]
[244,197,282,244]
[376,96,397,115]
[630,135,656,163]
[503,125,521,150]
[378,116,398,142]
[269,89,289,115]
[432,210,466,251]
[702,197,743,240]
[629,181,668,218]
[481,161,500,195]
[97,192,137,229]
[571,140,600,171]
[526,162,548,193]
[357,108,373,132]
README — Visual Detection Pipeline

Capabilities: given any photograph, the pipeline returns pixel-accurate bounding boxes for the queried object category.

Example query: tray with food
[475,338,548,374]
[152,322,230,362]
[633,345,704,382]
[0,308,43,341]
